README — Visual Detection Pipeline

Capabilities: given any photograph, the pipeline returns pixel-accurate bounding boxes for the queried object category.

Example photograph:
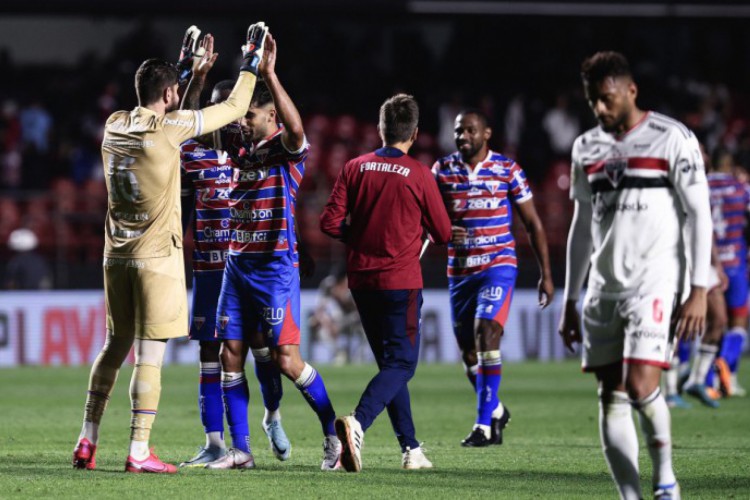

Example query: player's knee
[199,341,222,362]
[624,373,658,401]
[99,329,134,367]
[219,344,243,372]
[275,352,302,380]
[462,350,478,368]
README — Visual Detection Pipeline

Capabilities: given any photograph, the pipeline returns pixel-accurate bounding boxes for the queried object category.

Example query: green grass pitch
[1,361,748,498]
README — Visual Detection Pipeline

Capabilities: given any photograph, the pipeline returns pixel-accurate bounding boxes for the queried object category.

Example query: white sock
[79,421,99,444]
[664,356,679,397]
[222,371,245,383]
[473,423,491,439]
[599,390,641,500]
[686,343,719,387]
[205,431,225,449]
[264,408,281,424]
[491,401,505,419]
[633,388,677,489]
[129,440,150,460]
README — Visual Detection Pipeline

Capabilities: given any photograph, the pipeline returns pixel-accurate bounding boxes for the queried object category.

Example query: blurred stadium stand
[1,4,750,289]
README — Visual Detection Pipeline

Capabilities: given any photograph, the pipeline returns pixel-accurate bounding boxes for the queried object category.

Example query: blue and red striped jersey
[708,171,750,270]
[180,139,234,272]
[229,127,308,258]
[433,150,533,277]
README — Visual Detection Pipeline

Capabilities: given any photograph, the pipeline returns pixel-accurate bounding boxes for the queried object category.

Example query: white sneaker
[402,446,433,470]
[203,448,255,470]
[321,435,342,471]
[334,415,363,472]
[730,374,747,397]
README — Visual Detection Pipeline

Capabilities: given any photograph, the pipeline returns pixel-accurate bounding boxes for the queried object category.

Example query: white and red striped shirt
[571,111,707,299]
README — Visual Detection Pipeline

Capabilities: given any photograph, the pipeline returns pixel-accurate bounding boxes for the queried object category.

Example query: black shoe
[490,406,511,445]
[461,428,492,447]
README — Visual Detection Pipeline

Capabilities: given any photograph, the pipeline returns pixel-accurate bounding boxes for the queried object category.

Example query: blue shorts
[724,265,749,317]
[216,254,301,346]
[189,270,224,341]
[449,266,517,347]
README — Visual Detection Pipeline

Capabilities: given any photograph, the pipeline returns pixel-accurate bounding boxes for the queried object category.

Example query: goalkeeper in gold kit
[72,22,269,474]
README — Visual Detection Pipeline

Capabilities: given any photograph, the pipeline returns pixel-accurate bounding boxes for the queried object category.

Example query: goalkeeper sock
[252,347,283,413]
[295,363,336,436]
[222,371,251,453]
[81,331,132,444]
[476,351,502,426]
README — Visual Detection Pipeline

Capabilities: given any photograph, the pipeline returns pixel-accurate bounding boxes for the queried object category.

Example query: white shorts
[581,291,677,372]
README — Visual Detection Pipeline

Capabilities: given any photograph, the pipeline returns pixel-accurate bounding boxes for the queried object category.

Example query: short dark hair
[580,51,632,86]
[379,93,419,145]
[211,79,236,104]
[250,78,273,108]
[457,108,489,128]
[135,58,179,105]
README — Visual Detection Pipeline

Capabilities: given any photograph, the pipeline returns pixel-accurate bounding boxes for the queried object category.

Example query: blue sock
[295,363,335,436]
[677,339,692,364]
[720,328,747,372]
[476,351,502,426]
[252,348,282,412]
[199,362,224,435]
[222,372,251,453]
[705,364,716,388]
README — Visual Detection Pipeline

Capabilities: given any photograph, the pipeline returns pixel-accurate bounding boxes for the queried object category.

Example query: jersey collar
[375,146,405,158]
[459,149,493,180]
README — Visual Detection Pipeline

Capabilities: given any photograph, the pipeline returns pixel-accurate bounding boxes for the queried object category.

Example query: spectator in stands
[3,228,52,290]
[20,100,52,154]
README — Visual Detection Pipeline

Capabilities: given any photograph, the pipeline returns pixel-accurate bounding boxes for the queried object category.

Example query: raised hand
[192,33,218,79]
[177,25,202,85]
[240,22,269,75]
[259,33,276,77]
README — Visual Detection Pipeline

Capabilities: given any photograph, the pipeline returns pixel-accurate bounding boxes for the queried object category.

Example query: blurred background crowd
[2,4,750,291]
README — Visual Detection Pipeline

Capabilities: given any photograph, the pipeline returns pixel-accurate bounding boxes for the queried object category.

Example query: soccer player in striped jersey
[433,110,554,447]
[559,51,712,500]
[700,149,749,398]
[178,76,290,466]
[205,35,341,471]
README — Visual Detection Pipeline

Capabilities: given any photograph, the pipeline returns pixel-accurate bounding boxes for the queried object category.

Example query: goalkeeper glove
[240,22,269,75]
[176,25,204,85]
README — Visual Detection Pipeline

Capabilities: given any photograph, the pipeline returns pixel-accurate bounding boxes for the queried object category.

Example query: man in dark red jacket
[320,94,451,473]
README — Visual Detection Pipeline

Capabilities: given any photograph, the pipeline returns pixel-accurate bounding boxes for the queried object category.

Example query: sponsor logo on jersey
[236,168,270,182]
[480,286,504,301]
[263,307,284,326]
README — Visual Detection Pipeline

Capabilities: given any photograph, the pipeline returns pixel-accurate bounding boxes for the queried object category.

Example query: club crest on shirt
[604,158,627,187]
[218,315,230,330]
[193,316,206,332]
[485,180,501,195]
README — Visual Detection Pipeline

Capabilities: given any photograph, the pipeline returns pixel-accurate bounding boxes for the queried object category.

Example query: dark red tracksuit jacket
[320,146,451,290]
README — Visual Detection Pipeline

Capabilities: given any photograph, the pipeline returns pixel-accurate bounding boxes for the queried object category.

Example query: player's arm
[421,166,452,245]
[259,34,306,153]
[558,200,593,352]
[320,161,351,241]
[515,198,554,308]
[180,34,218,111]
[672,132,711,341]
[180,167,194,234]
[166,23,268,147]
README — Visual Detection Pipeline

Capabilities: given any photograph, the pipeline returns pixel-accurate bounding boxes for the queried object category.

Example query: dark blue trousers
[351,289,422,452]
